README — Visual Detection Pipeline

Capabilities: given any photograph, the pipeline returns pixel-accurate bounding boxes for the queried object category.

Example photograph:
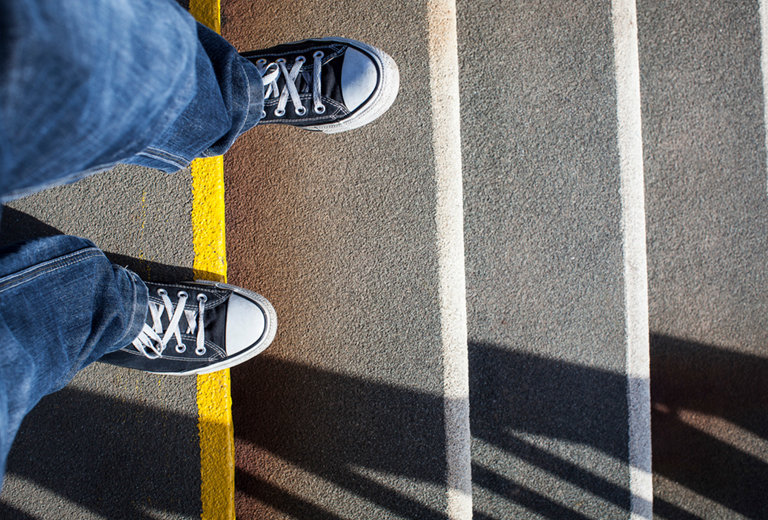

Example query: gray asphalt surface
[458,0,636,518]
[221,1,453,519]
[0,165,201,520]
[638,1,768,518]
[5,0,765,518]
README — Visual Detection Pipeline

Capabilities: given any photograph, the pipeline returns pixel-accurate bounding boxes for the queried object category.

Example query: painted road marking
[188,0,234,518]
[427,1,472,519]
[760,0,768,193]
[611,0,653,518]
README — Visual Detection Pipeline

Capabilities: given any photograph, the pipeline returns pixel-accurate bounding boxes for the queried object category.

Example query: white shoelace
[256,51,327,117]
[132,289,208,359]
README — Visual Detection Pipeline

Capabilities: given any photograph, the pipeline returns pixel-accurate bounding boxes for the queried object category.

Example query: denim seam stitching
[137,149,189,169]
[0,249,103,294]
[143,147,188,164]
[135,151,186,169]
[235,56,254,142]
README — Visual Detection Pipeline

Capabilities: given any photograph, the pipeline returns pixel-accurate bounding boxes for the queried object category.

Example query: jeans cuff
[236,54,266,135]
[113,267,149,350]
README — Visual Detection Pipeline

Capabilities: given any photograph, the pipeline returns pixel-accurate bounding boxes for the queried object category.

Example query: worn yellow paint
[190,0,221,34]
[188,1,234,519]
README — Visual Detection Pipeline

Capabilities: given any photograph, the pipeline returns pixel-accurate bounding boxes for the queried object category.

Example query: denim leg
[0,235,148,483]
[0,0,264,201]
[0,0,256,487]
[128,22,266,172]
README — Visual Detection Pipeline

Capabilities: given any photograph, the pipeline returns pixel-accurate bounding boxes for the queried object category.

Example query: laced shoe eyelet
[295,105,307,116]
[241,37,398,134]
[256,58,267,66]
[157,288,167,296]
[261,110,267,119]
[178,291,189,298]
[118,279,278,375]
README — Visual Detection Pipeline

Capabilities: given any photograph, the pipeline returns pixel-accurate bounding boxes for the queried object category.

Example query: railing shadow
[468,342,636,519]
[233,338,754,519]
[651,333,768,519]
[231,356,449,520]
[231,343,647,519]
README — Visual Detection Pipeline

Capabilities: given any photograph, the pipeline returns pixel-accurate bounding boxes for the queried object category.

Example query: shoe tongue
[322,54,344,106]
[147,287,229,346]
[202,294,228,346]
[271,51,345,107]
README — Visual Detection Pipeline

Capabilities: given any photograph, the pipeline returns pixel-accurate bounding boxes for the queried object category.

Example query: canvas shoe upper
[100,280,277,376]
[243,37,399,133]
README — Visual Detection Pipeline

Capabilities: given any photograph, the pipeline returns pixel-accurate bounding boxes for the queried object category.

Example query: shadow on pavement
[232,356,448,520]
[469,342,639,519]
[234,340,753,520]
[0,387,210,520]
[234,345,636,519]
[0,205,226,282]
[651,333,768,519]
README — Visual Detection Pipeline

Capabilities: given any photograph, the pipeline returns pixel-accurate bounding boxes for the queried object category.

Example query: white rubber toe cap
[225,294,266,356]
[341,48,378,111]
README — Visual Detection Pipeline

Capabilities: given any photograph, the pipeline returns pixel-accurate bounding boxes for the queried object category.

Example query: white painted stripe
[760,0,768,192]
[426,1,472,519]
[611,0,653,519]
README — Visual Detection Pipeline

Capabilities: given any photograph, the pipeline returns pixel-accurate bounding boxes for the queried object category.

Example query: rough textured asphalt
[0,165,201,520]
[221,1,452,519]
[638,1,768,518]
[3,0,764,518]
[458,0,637,518]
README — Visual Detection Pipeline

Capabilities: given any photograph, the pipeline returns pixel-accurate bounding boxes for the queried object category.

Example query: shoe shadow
[0,205,224,282]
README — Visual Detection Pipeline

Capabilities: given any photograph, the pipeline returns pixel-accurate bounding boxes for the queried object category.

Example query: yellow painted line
[190,0,221,34]
[188,1,233,519]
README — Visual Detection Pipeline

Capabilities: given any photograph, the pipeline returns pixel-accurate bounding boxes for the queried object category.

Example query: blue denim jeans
[0,0,264,484]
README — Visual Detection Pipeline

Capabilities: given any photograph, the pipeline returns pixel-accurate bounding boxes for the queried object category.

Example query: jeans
[0,0,264,483]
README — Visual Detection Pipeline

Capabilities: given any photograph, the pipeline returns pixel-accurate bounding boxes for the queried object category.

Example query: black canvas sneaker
[243,37,399,133]
[100,280,277,376]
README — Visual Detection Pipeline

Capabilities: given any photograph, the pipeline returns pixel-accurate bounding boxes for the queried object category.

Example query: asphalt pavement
[221,0,456,518]
[638,0,768,518]
[458,0,640,518]
[2,0,767,518]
